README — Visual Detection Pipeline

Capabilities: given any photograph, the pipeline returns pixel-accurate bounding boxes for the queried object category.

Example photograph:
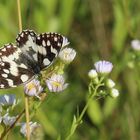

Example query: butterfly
[0,29,69,89]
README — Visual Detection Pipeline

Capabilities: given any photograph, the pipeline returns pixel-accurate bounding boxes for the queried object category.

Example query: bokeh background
[0,0,140,139]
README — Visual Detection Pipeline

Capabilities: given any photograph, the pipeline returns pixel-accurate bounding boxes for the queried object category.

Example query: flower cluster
[24,47,76,98]
[88,60,119,98]
[0,94,18,127]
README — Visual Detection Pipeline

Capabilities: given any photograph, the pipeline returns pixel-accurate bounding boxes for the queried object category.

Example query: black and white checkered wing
[0,44,34,89]
[16,30,69,71]
[35,32,69,69]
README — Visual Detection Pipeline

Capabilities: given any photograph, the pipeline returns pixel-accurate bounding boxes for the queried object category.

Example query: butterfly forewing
[35,32,64,69]
[0,44,34,89]
[16,30,66,70]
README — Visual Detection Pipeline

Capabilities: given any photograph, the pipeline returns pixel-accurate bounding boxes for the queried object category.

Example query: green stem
[65,78,104,140]
[77,84,99,123]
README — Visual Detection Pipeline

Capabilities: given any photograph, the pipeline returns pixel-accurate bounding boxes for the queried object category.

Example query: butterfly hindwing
[0,44,34,89]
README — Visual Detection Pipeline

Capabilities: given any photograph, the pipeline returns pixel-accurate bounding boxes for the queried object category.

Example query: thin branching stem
[65,78,104,140]
[0,109,25,140]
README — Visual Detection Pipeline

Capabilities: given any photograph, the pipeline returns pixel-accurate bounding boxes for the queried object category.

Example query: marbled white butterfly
[0,30,69,89]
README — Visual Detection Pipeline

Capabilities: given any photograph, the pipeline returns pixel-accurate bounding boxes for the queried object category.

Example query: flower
[59,48,76,63]
[24,79,43,98]
[46,74,68,92]
[88,69,98,79]
[2,113,17,126]
[94,60,113,74]
[20,122,40,137]
[110,88,119,98]
[106,79,115,88]
[0,94,17,108]
[131,40,140,51]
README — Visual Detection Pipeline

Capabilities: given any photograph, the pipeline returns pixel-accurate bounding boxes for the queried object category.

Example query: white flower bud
[59,48,76,63]
[106,79,115,88]
[131,40,140,51]
[88,69,98,79]
[110,88,119,98]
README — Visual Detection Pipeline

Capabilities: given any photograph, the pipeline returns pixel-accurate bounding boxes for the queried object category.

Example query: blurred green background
[0,0,140,139]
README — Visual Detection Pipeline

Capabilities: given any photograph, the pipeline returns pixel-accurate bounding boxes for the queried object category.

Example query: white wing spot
[8,55,15,60]
[30,32,34,36]
[54,37,58,41]
[1,62,5,66]
[47,40,50,46]
[0,84,4,88]
[2,74,8,78]
[9,63,18,76]
[7,45,11,48]
[3,69,10,74]
[51,46,57,55]
[42,40,46,46]
[33,54,38,61]
[20,33,24,37]
[19,64,28,69]
[58,42,61,47]
[21,74,29,82]
[43,58,50,66]
[37,36,40,40]
[6,79,14,86]
[2,48,6,51]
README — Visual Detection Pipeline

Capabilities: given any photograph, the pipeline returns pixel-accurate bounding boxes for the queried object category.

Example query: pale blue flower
[24,79,43,98]
[0,94,17,107]
[94,60,113,74]
[46,74,68,92]
[20,122,40,137]
[2,113,17,126]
